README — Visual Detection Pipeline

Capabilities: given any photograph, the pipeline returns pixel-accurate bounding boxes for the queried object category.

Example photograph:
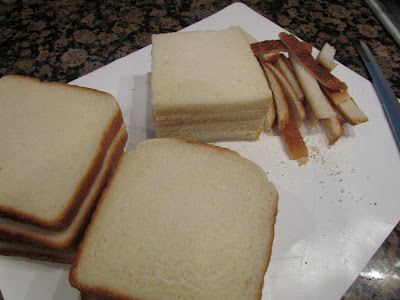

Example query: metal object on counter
[364,0,400,47]
[353,39,400,151]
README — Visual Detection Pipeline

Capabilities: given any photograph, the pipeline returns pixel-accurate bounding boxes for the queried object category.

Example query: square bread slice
[150,28,272,115]
[0,124,127,250]
[0,75,123,230]
[70,138,279,300]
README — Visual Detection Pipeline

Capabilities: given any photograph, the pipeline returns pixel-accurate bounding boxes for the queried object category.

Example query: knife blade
[353,39,400,151]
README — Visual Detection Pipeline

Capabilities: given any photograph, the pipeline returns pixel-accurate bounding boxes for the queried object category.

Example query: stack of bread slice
[69,138,278,300]
[0,75,127,264]
[150,28,273,142]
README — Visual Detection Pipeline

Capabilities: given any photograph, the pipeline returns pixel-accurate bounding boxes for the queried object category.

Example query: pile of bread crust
[0,75,128,263]
[251,32,368,165]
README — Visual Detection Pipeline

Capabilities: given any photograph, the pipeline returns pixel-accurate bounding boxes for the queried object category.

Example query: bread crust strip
[281,115,309,165]
[279,32,347,92]
[317,43,338,71]
[266,62,306,127]
[251,40,287,56]
[258,64,276,132]
[260,60,289,131]
[251,39,313,56]
[289,54,336,120]
[260,60,308,163]
[273,54,305,102]
[321,86,368,125]
[320,117,343,145]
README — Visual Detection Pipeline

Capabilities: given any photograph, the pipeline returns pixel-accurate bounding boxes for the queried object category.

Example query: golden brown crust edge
[0,234,77,264]
[256,185,279,300]
[279,32,347,92]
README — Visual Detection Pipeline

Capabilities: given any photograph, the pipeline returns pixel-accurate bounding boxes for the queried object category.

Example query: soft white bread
[156,127,262,143]
[0,125,127,249]
[0,234,76,264]
[70,138,279,300]
[151,28,272,115]
[153,108,267,126]
[0,75,123,230]
[317,43,338,71]
[155,119,264,142]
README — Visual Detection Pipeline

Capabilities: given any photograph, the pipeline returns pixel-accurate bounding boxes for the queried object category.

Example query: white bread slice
[266,62,306,127]
[70,138,279,300]
[230,26,258,44]
[289,54,337,119]
[273,54,305,102]
[317,43,338,71]
[0,125,127,249]
[155,119,264,142]
[0,235,76,264]
[260,61,289,131]
[151,28,272,115]
[153,108,267,125]
[0,75,123,230]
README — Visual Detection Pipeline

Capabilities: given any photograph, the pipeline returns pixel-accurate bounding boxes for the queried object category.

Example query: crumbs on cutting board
[307,140,371,205]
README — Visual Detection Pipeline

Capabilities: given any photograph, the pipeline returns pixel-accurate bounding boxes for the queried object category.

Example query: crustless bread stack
[150,28,273,142]
[0,75,127,263]
[69,138,279,300]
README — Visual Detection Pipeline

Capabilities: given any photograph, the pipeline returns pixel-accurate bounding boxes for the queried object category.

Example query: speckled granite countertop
[0,0,399,299]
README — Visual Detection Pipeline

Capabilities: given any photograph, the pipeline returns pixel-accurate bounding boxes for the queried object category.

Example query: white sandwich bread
[0,124,127,250]
[70,138,279,300]
[0,75,124,230]
[150,28,273,142]
[0,75,127,263]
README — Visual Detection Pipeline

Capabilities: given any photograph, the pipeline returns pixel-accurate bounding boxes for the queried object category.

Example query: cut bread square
[0,75,123,230]
[151,28,272,114]
[0,124,127,250]
[70,138,278,300]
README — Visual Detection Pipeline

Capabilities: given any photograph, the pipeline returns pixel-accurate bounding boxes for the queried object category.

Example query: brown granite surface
[0,0,399,299]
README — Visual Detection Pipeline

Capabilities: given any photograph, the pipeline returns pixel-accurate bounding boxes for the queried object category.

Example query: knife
[353,39,400,151]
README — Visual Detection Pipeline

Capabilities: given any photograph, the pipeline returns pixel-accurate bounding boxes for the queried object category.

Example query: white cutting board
[1,3,399,300]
